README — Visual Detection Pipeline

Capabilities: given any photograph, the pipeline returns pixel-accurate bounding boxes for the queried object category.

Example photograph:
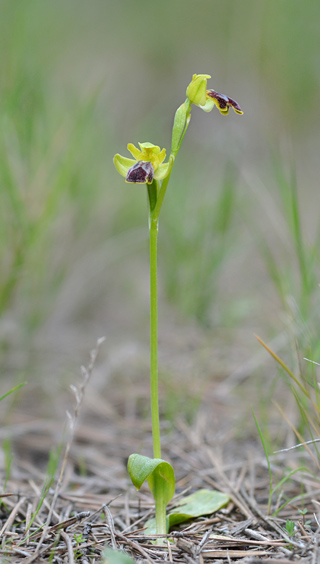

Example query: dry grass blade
[0,496,27,536]
[254,335,311,399]
[60,529,75,564]
[273,400,320,468]
[22,337,105,563]
[274,439,320,453]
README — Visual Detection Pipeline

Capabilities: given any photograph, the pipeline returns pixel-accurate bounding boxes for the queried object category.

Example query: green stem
[149,220,161,460]
[146,109,190,534]
[148,157,176,460]
[151,156,174,227]
[154,477,167,540]
[148,152,180,460]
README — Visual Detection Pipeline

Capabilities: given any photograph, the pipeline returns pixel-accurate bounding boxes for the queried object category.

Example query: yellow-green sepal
[186,74,211,106]
[113,154,136,178]
[154,162,171,180]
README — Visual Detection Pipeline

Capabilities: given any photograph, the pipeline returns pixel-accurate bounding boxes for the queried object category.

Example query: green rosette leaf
[169,489,229,526]
[103,549,135,564]
[145,489,230,535]
[128,453,175,507]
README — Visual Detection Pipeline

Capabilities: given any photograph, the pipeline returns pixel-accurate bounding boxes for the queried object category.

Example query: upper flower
[186,74,243,116]
[114,142,170,184]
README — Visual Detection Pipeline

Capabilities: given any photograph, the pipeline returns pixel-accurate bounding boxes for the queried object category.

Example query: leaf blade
[128,453,175,506]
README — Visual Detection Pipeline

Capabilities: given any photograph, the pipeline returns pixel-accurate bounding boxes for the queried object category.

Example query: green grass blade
[252,409,273,514]
[0,382,26,403]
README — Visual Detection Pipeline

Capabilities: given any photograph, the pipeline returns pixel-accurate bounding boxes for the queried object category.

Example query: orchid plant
[114,74,243,542]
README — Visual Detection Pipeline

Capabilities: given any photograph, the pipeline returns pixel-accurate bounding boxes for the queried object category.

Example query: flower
[186,74,243,116]
[114,142,170,184]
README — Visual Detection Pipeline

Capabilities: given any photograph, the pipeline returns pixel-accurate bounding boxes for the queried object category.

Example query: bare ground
[1,341,319,564]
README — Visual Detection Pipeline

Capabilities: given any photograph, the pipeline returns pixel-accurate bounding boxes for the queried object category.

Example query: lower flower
[114,142,170,184]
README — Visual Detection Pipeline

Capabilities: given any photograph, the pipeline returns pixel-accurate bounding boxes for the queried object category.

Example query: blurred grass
[0,0,319,423]
[162,161,239,326]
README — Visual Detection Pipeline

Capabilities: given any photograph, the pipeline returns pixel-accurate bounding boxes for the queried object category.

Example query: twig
[240,487,305,550]
[205,448,255,520]
[0,496,26,536]
[274,438,320,453]
[61,529,75,564]
[105,504,118,550]
[31,338,105,559]
[114,529,154,562]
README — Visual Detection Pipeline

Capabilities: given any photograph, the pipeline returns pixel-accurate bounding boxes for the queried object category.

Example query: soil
[0,340,319,563]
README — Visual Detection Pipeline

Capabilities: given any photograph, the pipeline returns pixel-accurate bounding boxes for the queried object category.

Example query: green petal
[157,148,166,165]
[154,162,170,180]
[199,98,215,112]
[113,154,136,178]
[127,143,141,160]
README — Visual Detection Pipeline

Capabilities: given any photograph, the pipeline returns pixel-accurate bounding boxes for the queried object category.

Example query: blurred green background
[0,0,319,415]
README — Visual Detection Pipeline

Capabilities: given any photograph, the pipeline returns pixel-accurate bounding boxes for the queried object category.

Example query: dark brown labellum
[226,96,243,113]
[207,90,229,110]
[126,161,154,184]
[207,89,243,114]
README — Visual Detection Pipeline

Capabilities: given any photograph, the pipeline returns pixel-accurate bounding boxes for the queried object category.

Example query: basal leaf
[169,489,230,528]
[103,548,135,564]
[145,489,229,534]
[128,453,175,507]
